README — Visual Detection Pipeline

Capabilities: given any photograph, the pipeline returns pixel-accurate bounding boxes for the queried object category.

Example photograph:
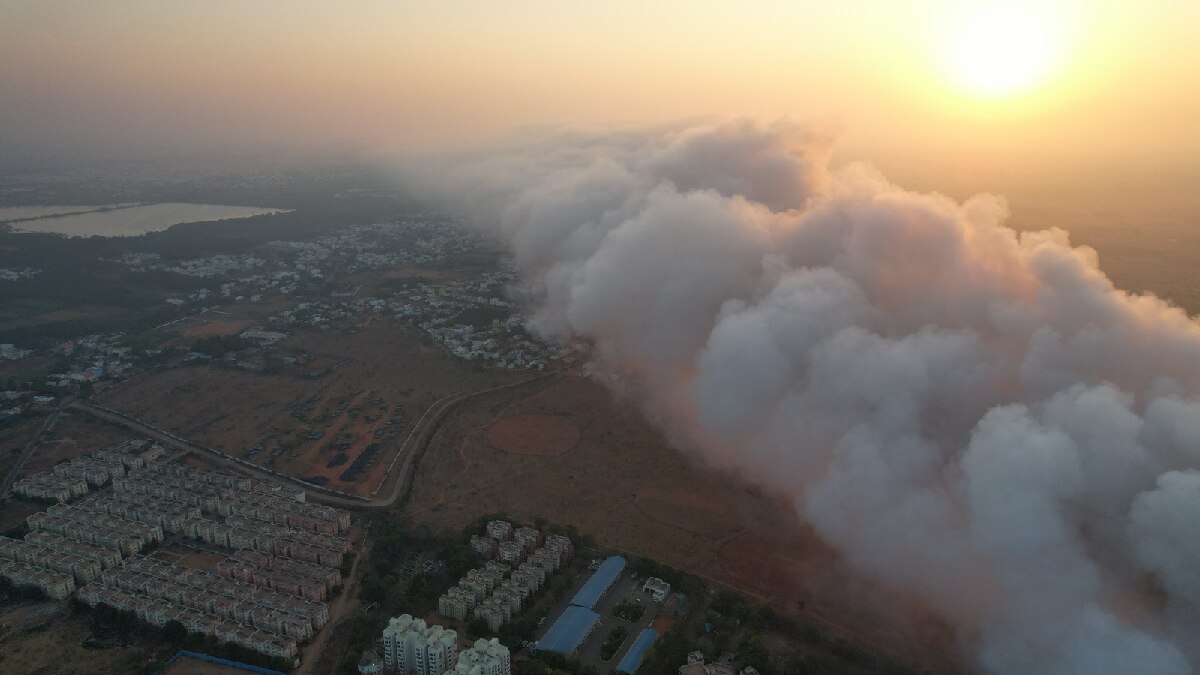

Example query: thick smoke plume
[425,120,1200,674]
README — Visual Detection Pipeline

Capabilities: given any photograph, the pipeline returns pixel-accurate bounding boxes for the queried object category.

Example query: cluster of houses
[0,267,41,282]
[41,333,136,388]
[124,216,481,308]
[0,343,34,360]
[439,521,574,632]
[111,251,268,278]
[678,651,760,675]
[2,332,141,410]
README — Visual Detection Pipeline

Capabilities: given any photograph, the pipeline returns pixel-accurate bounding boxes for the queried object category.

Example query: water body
[2,203,289,237]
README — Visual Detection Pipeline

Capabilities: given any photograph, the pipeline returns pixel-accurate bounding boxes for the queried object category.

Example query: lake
[0,203,289,237]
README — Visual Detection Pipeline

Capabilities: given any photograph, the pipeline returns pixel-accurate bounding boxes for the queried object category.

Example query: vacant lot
[486,414,580,456]
[21,410,133,477]
[0,606,160,674]
[98,323,525,496]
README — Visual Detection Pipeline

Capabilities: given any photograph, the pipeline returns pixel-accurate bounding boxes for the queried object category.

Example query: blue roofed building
[569,555,626,609]
[616,628,658,674]
[537,605,600,654]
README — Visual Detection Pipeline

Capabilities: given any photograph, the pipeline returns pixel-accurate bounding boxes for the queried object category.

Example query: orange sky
[2,1,1198,181]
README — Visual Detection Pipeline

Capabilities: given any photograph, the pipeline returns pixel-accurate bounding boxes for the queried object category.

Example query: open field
[0,605,160,674]
[97,323,525,496]
[486,413,580,456]
[20,410,133,477]
[406,374,957,672]
[0,415,49,484]
[175,318,258,339]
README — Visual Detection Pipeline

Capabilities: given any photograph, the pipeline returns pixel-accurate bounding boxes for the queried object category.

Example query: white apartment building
[382,614,459,674]
[452,638,511,675]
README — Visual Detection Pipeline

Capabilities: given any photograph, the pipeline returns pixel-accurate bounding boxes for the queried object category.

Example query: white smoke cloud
[421,119,1200,674]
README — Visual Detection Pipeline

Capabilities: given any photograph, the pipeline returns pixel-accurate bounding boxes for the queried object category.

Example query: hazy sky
[2,1,1198,179]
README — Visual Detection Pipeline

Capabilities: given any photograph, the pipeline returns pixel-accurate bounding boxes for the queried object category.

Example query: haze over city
[1,3,1200,675]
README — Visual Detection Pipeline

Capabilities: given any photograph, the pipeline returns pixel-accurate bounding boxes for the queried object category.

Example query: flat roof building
[616,628,658,674]
[537,605,599,655]
[568,556,626,610]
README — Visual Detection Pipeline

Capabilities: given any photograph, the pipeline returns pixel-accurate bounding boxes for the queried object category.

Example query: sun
[947,5,1060,97]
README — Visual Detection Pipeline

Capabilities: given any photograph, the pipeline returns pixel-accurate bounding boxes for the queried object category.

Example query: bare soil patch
[97,323,524,496]
[487,414,580,456]
[0,609,157,674]
[633,488,743,539]
[176,319,256,339]
[22,411,134,477]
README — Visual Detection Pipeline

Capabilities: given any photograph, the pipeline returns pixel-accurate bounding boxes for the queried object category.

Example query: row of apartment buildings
[114,463,350,536]
[0,534,102,584]
[216,548,340,602]
[0,558,75,599]
[441,530,575,632]
[2,454,354,665]
[12,439,165,502]
[77,582,298,661]
[28,502,163,556]
[0,497,151,598]
[471,521,555,565]
[75,552,332,661]
[380,614,511,675]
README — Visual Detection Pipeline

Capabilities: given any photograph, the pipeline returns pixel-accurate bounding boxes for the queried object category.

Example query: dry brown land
[486,414,580,456]
[406,375,957,672]
[0,414,48,482]
[21,410,132,477]
[0,605,159,674]
[176,319,258,339]
[0,353,58,383]
[0,412,133,533]
[96,323,525,496]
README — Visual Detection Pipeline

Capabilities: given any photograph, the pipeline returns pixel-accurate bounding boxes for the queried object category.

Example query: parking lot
[535,558,665,670]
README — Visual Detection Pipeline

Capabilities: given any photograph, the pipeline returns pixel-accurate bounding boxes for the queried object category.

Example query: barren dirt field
[176,318,258,339]
[406,375,956,671]
[22,411,133,477]
[0,414,48,483]
[97,324,525,496]
[0,412,135,533]
[0,606,158,674]
[486,414,580,456]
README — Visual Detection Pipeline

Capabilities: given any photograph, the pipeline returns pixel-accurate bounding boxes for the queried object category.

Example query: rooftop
[569,555,626,610]
[616,628,658,675]
[537,605,599,655]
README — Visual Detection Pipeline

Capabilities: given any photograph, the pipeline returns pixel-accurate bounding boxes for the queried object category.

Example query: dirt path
[293,536,368,675]
[1,397,72,496]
